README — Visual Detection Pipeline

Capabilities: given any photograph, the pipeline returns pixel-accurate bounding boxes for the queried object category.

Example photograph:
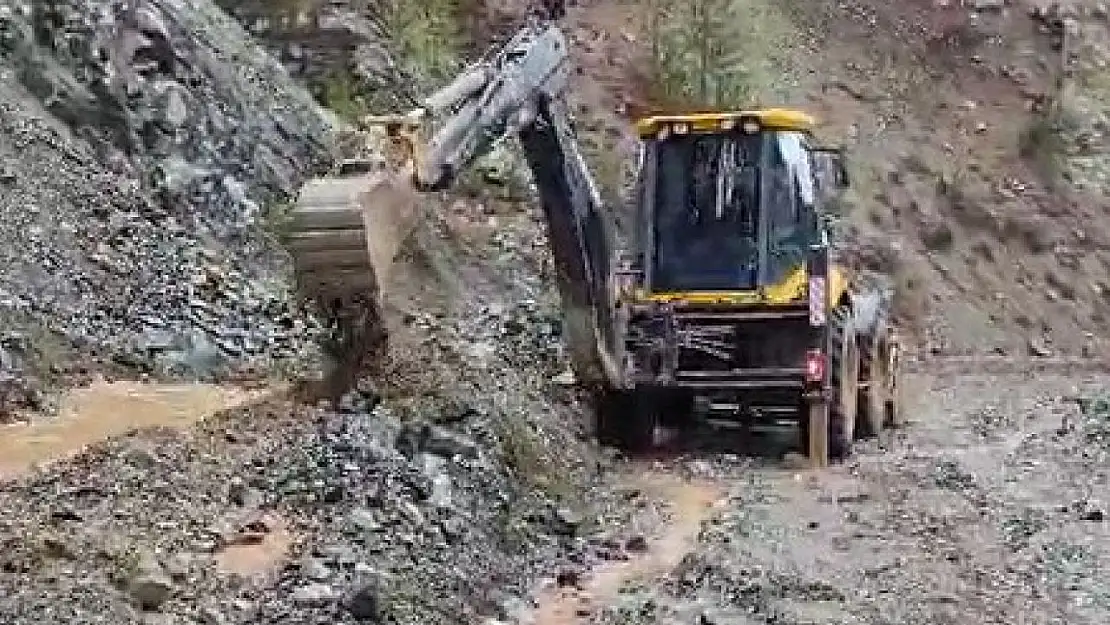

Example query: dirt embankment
[0,0,340,418]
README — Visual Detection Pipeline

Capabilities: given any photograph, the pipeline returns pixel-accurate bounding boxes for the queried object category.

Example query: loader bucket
[286,162,422,387]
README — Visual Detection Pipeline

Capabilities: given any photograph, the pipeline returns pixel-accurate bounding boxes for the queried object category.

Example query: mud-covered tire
[857,319,893,439]
[799,399,830,467]
[828,303,859,460]
[593,389,627,447]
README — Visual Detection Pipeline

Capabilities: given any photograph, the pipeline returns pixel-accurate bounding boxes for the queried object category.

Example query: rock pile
[0,0,344,407]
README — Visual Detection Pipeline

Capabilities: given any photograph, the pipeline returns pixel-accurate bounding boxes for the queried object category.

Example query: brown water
[531,472,722,624]
[0,380,273,479]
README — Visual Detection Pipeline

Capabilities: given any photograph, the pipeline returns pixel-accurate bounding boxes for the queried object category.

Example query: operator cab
[630,109,848,296]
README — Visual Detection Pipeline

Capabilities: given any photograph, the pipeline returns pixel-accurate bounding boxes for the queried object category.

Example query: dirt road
[0,361,1106,625]
[543,368,1110,625]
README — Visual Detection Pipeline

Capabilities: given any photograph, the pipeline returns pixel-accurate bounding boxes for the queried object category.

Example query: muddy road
[531,473,722,624]
[534,368,1110,625]
[0,381,276,479]
[0,366,1107,625]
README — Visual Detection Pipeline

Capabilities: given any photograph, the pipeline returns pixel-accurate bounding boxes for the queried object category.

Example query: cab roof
[633,108,816,138]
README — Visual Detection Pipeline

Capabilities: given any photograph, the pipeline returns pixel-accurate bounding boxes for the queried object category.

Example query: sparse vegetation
[893,261,929,332]
[1019,107,1074,187]
[318,68,367,122]
[921,221,955,253]
[379,0,469,88]
[309,0,472,122]
[640,0,793,109]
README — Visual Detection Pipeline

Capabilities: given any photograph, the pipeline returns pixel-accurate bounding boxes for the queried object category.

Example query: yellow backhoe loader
[285,14,901,466]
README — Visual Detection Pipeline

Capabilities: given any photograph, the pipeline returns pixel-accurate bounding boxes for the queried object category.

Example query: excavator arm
[517,90,622,387]
[375,22,567,185]
[391,19,621,386]
[297,18,622,388]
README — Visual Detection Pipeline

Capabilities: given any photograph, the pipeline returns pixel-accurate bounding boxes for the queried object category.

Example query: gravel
[592,373,1110,625]
[0,0,341,412]
[0,195,671,624]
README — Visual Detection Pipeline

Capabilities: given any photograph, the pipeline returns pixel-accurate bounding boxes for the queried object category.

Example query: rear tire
[828,303,859,460]
[857,320,893,439]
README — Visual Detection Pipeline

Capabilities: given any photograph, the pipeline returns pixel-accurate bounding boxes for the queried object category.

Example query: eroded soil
[532,474,722,624]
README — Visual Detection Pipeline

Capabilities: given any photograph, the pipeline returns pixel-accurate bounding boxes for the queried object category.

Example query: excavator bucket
[284,18,623,395]
[285,126,424,387]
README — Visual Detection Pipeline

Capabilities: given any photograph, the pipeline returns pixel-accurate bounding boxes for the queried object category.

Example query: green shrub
[318,69,367,122]
[379,0,469,88]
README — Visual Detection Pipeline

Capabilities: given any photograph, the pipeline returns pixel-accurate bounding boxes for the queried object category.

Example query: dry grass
[379,0,471,86]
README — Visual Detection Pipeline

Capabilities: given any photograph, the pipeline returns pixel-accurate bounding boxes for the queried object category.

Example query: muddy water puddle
[214,512,296,579]
[0,380,273,479]
[532,472,723,624]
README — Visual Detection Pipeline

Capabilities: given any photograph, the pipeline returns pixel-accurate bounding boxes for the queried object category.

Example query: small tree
[379,0,468,87]
[642,0,789,110]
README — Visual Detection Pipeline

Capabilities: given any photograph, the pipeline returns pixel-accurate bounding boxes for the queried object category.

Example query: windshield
[651,132,761,291]
[648,130,817,292]
[765,131,816,285]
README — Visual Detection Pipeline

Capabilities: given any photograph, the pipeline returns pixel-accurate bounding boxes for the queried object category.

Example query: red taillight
[805,349,826,383]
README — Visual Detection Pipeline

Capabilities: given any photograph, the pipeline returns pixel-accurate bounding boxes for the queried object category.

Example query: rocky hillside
[0,0,344,415]
[791,0,1110,359]
[562,0,1110,358]
[5,0,1101,417]
[0,3,652,624]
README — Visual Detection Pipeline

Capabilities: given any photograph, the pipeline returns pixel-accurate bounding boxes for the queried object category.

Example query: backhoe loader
[285,15,901,466]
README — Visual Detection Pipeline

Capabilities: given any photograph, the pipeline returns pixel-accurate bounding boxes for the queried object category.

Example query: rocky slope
[0,0,340,416]
[0,183,675,624]
[794,0,1110,358]
[557,0,1110,358]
